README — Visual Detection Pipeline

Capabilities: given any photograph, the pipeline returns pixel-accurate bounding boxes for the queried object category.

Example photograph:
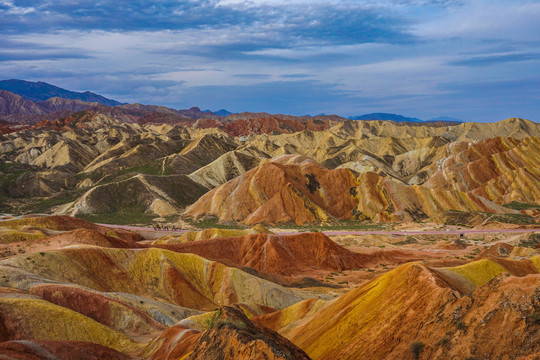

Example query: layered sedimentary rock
[185,155,513,224]
[0,247,326,312]
[0,340,136,360]
[159,232,415,276]
[257,258,540,360]
[61,174,208,217]
[423,136,540,204]
[152,225,273,244]
[2,114,539,223]
[185,306,312,360]
[187,149,268,189]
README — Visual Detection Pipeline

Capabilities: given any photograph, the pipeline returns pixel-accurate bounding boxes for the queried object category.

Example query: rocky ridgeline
[0,114,539,225]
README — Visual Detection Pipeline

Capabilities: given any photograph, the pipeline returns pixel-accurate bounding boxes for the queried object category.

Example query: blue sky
[1,0,539,122]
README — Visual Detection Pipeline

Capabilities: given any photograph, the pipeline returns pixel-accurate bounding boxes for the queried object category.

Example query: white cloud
[412,0,540,41]
[1,0,35,14]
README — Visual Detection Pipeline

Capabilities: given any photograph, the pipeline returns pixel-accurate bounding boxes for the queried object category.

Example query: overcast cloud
[1,0,539,121]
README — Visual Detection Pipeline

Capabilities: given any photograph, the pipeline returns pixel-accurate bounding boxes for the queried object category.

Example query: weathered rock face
[0,247,327,312]
[162,133,239,175]
[2,113,539,221]
[0,340,136,360]
[0,216,538,359]
[423,136,540,204]
[30,284,167,337]
[159,232,413,276]
[184,306,312,360]
[185,155,513,224]
[7,170,76,198]
[351,171,512,222]
[219,115,332,136]
[0,215,141,242]
[259,258,540,360]
[61,174,209,217]
[185,155,360,225]
[152,225,273,244]
[187,149,267,189]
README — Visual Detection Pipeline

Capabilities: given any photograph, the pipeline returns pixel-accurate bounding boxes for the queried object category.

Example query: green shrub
[526,312,540,325]
[518,234,540,248]
[411,342,425,359]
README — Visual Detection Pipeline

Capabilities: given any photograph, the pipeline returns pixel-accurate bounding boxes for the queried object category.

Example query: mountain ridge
[0,79,124,106]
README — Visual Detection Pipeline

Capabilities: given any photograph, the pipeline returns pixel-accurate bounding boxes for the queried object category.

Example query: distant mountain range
[0,79,124,107]
[213,109,233,117]
[0,79,466,125]
[347,113,464,123]
[348,113,423,122]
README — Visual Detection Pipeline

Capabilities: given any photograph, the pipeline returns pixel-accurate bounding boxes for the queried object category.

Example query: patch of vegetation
[456,320,467,330]
[115,161,164,177]
[0,162,33,197]
[411,341,425,360]
[503,202,540,211]
[518,234,540,248]
[77,209,155,226]
[20,189,86,214]
[288,276,341,289]
[184,217,244,230]
[205,308,222,329]
[204,309,247,330]
[436,337,450,347]
[445,210,537,226]
[487,213,537,225]
[74,172,93,181]
[526,312,540,325]
[275,220,390,231]
[395,236,418,245]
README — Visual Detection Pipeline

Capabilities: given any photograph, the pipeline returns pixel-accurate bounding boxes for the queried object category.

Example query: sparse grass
[20,189,85,214]
[436,337,450,346]
[185,217,244,230]
[115,161,164,177]
[204,308,247,330]
[526,312,540,325]
[487,213,537,225]
[503,202,540,211]
[444,210,538,226]
[0,162,32,197]
[518,234,540,248]
[76,210,155,226]
[396,236,418,245]
[274,220,391,231]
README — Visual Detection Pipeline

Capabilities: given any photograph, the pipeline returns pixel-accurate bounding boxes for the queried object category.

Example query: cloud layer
[1,0,539,121]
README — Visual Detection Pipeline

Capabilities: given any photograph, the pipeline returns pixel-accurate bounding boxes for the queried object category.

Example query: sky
[1,0,539,122]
